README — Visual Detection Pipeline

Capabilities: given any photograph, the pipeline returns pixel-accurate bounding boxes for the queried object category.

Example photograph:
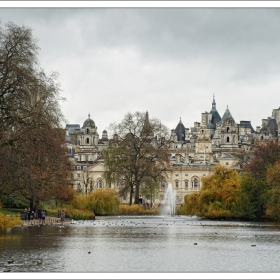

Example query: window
[227,137,230,143]
[86,138,90,144]
[77,173,80,178]
[85,155,88,161]
[86,128,90,134]
[185,174,188,176]
[175,174,178,177]
[185,181,188,189]
[98,179,103,189]
[77,166,81,170]
[77,183,81,192]
[122,195,126,201]
[193,178,199,190]
[226,162,229,165]
[175,181,179,188]
[227,127,229,133]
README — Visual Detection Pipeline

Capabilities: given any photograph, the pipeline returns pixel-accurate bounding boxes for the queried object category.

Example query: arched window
[193,178,199,190]
[227,127,230,133]
[175,181,179,188]
[86,138,90,144]
[98,179,103,189]
[227,137,230,143]
[86,128,90,134]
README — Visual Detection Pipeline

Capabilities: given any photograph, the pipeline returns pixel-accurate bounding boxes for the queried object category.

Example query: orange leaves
[266,160,280,188]
[182,165,242,219]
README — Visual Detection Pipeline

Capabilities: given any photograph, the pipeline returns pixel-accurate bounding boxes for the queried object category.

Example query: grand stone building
[65,97,280,204]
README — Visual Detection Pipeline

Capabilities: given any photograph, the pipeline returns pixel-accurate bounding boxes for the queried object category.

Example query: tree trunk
[134,183,140,204]
[129,184,133,206]
[30,195,39,211]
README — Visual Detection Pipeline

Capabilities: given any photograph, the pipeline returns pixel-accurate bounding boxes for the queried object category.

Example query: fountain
[161,183,177,216]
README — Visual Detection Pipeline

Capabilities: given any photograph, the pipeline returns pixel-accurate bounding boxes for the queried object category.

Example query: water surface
[1,215,280,273]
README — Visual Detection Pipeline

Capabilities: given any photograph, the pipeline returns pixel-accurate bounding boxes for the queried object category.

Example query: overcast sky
[1,3,280,135]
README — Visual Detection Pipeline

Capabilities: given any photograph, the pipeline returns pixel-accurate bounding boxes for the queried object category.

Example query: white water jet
[162,183,177,216]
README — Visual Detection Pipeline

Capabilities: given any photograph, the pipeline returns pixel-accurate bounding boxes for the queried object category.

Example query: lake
[1,215,280,275]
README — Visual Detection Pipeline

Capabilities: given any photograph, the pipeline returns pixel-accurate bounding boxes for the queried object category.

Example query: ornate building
[65,97,280,204]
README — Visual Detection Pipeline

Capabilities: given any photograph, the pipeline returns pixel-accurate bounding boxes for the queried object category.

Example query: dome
[83,114,95,128]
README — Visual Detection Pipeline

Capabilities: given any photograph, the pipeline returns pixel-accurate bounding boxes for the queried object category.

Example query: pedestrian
[23,208,28,223]
[41,209,46,223]
[31,210,35,220]
[27,208,31,224]
[60,210,66,222]
[37,209,42,224]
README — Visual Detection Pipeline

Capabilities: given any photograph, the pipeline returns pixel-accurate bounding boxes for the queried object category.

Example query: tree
[103,111,170,205]
[182,165,242,219]
[140,176,161,206]
[239,173,269,220]
[81,170,92,196]
[237,140,280,220]
[0,21,72,209]
[243,140,280,179]
[266,160,280,220]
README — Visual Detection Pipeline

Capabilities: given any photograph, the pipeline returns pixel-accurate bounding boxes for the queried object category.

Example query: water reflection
[1,216,280,272]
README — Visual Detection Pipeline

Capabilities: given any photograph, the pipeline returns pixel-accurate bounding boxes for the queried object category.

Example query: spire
[221,105,234,125]
[210,94,221,128]
[88,113,90,119]
[212,94,216,111]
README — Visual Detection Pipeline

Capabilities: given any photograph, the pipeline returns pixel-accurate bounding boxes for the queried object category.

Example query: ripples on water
[1,215,280,273]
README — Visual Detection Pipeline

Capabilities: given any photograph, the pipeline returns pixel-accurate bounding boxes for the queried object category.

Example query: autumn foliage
[182,141,280,221]
[0,21,73,209]
[72,189,121,215]
[181,165,242,219]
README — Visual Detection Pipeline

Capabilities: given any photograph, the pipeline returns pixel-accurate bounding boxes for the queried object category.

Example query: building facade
[65,97,280,204]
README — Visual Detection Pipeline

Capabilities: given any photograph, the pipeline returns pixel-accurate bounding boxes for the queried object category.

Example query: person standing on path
[23,208,28,224]
[41,209,46,224]
[60,210,66,223]
[27,208,31,224]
